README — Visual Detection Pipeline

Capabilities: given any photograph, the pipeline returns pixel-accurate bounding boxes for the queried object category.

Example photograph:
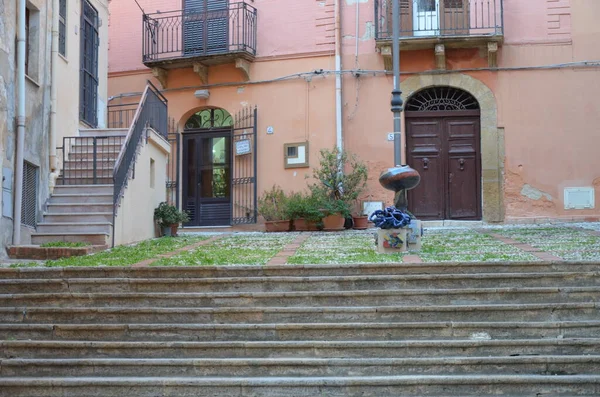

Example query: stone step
[0,272,597,293]
[1,287,598,307]
[35,222,112,234]
[30,233,110,246]
[45,203,113,214]
[1,262,598,279]
[41,213,113,223]
[66,151,120,161]
[2,356,599,377]
[55,177,114,186]
[69,142,124,153]
[63,160,117,170]
[1,303,597,324]
[3,338,599,359]
[1,321,598,342]
[1,375,599,397]
[78,128,128,137]
[48,193,113,205]
[59,168,114,179]
[51,185,113,195]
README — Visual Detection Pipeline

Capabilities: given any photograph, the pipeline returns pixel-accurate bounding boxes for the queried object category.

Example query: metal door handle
[458,158,465,171]
[422,158,429,170]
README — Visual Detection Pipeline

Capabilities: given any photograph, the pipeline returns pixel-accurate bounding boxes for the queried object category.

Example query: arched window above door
[406,87,480,112]
[185,108,233,130]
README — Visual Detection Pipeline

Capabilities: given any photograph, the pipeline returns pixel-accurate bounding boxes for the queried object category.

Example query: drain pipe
[334,0,343,153]
[49,0,60,187]
[13,0,27,245]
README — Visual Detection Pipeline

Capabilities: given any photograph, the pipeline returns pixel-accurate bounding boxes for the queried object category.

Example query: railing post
[92,137,98,184]
[62,138,66,184]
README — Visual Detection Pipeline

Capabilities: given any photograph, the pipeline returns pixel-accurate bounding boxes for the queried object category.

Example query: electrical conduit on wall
[13,0,27,244]
[49,0,60,187]
[335,0,343,153]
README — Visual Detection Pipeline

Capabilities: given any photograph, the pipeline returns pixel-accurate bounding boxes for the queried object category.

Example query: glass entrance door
[413,0,439,36]
[183,132,232,226]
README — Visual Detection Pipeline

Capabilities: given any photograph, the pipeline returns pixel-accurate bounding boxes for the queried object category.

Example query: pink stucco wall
[108,0,600,222]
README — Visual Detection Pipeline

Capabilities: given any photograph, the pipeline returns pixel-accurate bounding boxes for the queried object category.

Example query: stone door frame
[402,74,503,222]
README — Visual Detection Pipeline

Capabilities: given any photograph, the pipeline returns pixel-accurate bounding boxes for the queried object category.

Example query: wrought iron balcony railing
[375,0,503,40]
[142,2,257,65]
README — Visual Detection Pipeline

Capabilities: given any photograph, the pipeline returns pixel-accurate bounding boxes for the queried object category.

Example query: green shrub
[154,202,189,228]
[258,185,289,221]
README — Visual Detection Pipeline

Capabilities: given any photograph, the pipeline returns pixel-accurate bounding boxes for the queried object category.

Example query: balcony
[142,2,257,86]
[375,0,503,69]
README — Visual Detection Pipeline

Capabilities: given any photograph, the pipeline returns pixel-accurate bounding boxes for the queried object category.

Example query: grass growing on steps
[153,233,296,266]
[12,235,209,268]
[39,241,91,248]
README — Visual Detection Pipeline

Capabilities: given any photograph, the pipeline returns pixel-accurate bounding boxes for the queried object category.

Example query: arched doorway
[182,108,233,226]
[405,86,482,220]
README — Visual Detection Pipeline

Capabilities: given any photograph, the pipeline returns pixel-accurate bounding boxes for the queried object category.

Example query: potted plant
[310,147,368,231]
[320,197,351,231]
[287,191,322,231]
[352,199,370,230]
[154,202,189,237]
[258,185,291,232]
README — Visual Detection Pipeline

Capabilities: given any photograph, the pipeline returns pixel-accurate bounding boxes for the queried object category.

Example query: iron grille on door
[80,0,99,127]
[21,162,38,227]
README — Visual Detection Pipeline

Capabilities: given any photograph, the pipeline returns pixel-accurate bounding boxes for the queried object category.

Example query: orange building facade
[107,0,600,226]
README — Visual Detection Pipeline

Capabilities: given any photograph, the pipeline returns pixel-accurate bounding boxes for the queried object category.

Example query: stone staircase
[31,129,127,246]
[0,261,599,396]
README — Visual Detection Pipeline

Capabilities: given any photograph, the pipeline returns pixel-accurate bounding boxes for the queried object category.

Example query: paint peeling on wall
[505,170,557,218]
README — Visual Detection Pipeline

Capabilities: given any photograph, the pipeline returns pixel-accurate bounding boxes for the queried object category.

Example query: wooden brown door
[406,114,481,220]
[440,0,469,35]
[387,0,414,36]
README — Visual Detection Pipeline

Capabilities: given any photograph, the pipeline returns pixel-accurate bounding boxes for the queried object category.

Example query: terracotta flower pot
[294,218,319,231]
[170,224,179,237]
[322,213,345,231]
[352,216,369,230]
[265,220,291,232]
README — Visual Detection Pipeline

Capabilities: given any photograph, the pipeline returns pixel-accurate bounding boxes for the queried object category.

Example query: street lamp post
[378,0,420,212]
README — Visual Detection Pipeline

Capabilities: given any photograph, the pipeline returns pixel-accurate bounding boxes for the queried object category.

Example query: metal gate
[166,117,180,209]
[231,106,257,224]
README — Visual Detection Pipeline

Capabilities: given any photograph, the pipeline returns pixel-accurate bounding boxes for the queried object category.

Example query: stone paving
[137,222,600,266]
[3,223,600,267]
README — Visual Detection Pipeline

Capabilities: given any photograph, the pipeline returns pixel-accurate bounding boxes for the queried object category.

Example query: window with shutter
[59,0,66,56]
[79,0,99,127]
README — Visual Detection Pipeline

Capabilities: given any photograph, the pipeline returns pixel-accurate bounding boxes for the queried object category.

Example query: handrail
[112,81,168,246]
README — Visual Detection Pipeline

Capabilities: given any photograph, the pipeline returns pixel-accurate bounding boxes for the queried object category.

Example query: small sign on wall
[235,139,252,156]
[284,142,309,169]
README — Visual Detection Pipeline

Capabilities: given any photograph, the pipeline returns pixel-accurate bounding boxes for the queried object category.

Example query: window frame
[58,0,67,57]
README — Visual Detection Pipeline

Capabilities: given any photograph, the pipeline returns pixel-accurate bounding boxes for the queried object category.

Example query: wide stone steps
[1,375,599,397]
[1,286,598,307]
[0,303,598,324]
[2,356,599,377]
[3,338,600,359]
[2,262,598,278]
[1,272,599,293]
[1,262,598,396]
[1,321,599,341]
